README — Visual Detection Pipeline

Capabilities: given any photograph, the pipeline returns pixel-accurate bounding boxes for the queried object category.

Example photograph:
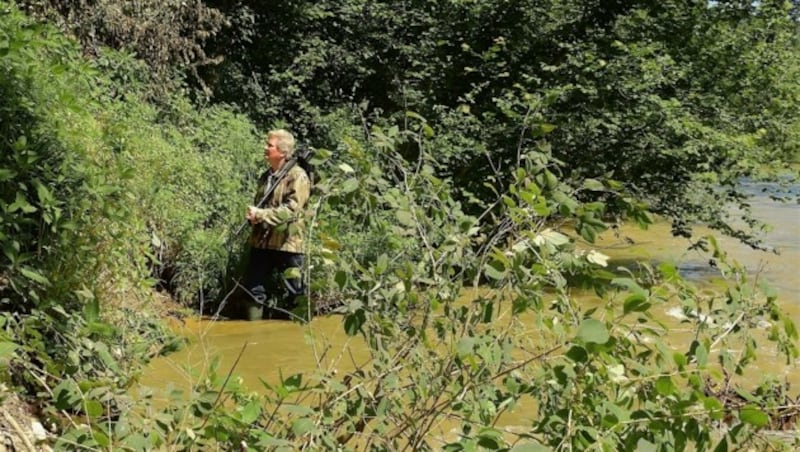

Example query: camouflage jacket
[249,163,310,253]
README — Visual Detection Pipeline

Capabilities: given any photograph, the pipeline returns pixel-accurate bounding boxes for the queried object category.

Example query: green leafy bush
[0,0,258,406]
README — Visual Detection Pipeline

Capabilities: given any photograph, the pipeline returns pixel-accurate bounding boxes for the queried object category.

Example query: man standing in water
[245,129,310,319]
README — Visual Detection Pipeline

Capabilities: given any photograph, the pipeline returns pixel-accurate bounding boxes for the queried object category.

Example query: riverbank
[0,388,49,451]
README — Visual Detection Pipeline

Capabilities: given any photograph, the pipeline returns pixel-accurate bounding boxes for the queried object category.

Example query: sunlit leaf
[534,229,569,247]
[654,376,676,396]
[85,400,103,418]
[576,319,609,344]
[19,266,49,285]
[0,341,18,360]
[396,209,415,227]
[484,260,507,280]
[456,337,475,358]
[341,177,359,193]
[510,444,551,452]
[704,397,725,420]
[375,253,388,275]
[586,250,609,267]
[291,418,315,436]
[582,178,604,191]
[739,406,769,427]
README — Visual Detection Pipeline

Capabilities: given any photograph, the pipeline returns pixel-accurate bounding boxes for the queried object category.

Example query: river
[140,184,799,431]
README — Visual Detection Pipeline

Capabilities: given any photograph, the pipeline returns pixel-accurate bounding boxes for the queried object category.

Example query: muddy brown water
[140,186,799,435]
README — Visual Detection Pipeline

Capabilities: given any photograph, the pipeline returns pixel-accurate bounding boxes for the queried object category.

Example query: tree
[199,0,800,247]
[17,0,227,92]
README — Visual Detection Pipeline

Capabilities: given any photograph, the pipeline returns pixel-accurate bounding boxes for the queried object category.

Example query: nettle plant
[60,121,797,450]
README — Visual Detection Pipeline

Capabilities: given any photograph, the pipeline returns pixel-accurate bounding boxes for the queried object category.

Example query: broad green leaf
[282,373,303,392]
[85,400,103,418]
[53,379,82,410]
[284,267,301,279]
[344,310,365,336]
[281,404,314,416]
[623,293,650,314]
[92,429,110,447]
[544,170,558,189]
[0,341,18,360]
[654,376,676,396]
[635,439,658,452]
[322,237,341,250]
[13,135,27,150]
[375,254,388,275]
[534,229,569,247]
[510,444,551,452]
[672,352,687,369]
[83,296,99,323]
[334,270,347,289]
[0,169,15,181]
[34,180,54,204]
[576,319,609,344]
[95,343,120,372]
[739,406,769,427]
[476,428,504,449]
[396,209,415,227]
[704,397,725,420]
[579,224,597,243]
[8,192,36,214]
[405,111,426,122]
[784,318,798,340]
[565,345,588,363]
[689,341,709,367]
[456,337,475,358]
[582,178,605,191]
[291,418,315,436]
[484,260,507,280]
[122,433,149,451]
[341,177,359,194]
[19,266,49,285]
[481,302,493,323]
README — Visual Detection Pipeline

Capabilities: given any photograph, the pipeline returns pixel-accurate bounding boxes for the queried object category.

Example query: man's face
[264,137,285,168]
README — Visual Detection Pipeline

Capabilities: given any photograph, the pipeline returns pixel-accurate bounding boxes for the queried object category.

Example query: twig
[199,341,249,430]
[710,312,745,350]
[2,411,37,452]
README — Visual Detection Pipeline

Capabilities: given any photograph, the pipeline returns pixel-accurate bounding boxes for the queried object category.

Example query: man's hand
[246,206,259,224]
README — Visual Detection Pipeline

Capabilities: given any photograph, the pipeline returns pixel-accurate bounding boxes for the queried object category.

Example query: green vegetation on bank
[0,0,260,428]
[2,0,800,449]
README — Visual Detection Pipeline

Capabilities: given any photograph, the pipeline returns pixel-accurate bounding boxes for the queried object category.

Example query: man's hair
[267,129,296,158]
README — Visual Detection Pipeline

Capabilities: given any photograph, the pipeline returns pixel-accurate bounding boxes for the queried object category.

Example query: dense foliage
[198,0,800,246]
[0,0,259,417]
[1,0,799,450]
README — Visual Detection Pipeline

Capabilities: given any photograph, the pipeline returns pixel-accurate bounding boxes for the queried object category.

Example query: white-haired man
[244,129,310,319]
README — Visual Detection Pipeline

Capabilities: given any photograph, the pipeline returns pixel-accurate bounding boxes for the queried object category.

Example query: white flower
[586,250,610,267]
[607,364,628,384]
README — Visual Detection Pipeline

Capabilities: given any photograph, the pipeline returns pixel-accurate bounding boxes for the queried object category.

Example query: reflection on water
[140,186,799,421]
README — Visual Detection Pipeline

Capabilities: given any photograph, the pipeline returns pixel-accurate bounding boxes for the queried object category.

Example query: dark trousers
[245,248,305,309]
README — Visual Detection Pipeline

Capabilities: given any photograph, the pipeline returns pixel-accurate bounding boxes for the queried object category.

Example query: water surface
[140,188,799,429]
